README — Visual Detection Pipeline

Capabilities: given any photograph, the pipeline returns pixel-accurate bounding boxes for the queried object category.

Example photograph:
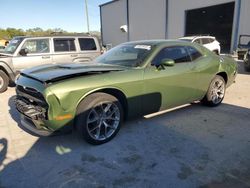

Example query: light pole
[85,0,90,33]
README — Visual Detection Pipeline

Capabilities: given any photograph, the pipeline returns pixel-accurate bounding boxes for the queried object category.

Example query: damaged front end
[15,85,48,120]
[15,96,47,121]
[14,85,53,136]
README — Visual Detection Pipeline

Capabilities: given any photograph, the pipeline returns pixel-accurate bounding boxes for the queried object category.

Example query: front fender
[75,86,127,108]
[45,86,127,131]
[0,61,15,81]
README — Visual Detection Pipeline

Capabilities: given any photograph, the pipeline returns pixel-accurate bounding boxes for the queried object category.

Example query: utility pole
[84,0,90,33]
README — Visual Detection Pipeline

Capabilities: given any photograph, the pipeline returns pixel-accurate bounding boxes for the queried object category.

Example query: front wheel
[201,75,226,107]
[75,92,123,145]
[0,70,9,93]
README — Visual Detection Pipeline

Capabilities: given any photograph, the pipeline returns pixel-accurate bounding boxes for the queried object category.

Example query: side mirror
[161,58,175,67]
[154,58,175,70]
[19,48,28,56]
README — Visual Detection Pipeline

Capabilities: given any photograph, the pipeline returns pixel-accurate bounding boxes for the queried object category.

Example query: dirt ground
[0,61,249,188]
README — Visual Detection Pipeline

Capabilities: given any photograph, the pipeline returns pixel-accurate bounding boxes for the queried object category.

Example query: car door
[52,38,78,64]
[12,38,52,72]
[142,45,197,114]
[186,45,219,99]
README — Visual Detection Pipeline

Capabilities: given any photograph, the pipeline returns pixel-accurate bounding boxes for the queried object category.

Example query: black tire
[244,66,250,72]
[75,92,123,145]
[244,60,250,72]
[0,70,9,93]
[201,75,226,107]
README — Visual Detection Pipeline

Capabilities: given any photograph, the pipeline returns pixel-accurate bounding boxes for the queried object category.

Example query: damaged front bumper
[14,97,53,136]
[20,115,53,136]
[15,97,47,120]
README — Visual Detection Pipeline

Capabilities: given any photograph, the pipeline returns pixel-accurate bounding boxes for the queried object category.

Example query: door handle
[71,54,78,57]
[42,56,51,59]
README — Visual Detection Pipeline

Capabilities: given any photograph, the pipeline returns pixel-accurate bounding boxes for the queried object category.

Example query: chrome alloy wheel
[0,76,4,88]
[86,102,120,141]
[210,79,225,104]
[0,76,3,89]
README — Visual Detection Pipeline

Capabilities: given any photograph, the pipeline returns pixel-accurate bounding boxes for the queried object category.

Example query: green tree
[6,28,24,38]
[0,29,9,39]
[0,28,100,40]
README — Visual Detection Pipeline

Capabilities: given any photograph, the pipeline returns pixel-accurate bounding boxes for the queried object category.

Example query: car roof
[12,34,97,40]
[122,39,196,47]
[180,36,215,40]
[179,36,196,40]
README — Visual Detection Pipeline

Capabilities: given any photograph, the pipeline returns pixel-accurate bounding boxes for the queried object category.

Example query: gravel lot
[0,61,250,188]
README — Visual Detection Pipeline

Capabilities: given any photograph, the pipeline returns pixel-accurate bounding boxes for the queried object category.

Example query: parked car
[179,35,221,55]
[15,40,237,145]
[237,34,250,71]
[0,35,101,93]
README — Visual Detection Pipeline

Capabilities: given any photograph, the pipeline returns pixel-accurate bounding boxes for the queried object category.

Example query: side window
[153,46,191,65]
[78,38,97,51]
[194,39,201,44]
[209,38,215,43]
[21,39,50,54]
[187,46,202,61]
[54,38,76,52]
[201,38,210,45]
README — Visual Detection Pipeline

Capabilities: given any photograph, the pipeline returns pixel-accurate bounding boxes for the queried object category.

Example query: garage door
[185,2,235,53]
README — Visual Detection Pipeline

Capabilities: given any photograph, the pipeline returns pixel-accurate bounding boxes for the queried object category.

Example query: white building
[100,0,250,52]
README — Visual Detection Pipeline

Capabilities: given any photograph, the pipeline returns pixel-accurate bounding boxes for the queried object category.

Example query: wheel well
[213,50,219,55]
[96,88,128,120]
[0,66,10,78]
[217,72,228,83]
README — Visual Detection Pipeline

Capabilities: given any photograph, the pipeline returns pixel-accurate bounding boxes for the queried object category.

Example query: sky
[0,0,111,32]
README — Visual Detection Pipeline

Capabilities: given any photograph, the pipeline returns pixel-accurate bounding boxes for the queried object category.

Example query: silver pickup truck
[0,35,101,93]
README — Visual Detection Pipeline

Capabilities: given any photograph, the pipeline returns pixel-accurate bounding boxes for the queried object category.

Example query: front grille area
[15,85,48,120]
[16,85,45,103]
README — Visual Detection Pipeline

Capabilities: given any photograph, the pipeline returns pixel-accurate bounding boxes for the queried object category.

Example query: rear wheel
[201,75,225,107]
[0,70,9,93]
[75,92,123,145]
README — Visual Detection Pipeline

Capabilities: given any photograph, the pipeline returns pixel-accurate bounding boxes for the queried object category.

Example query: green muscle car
[15,40,237,144]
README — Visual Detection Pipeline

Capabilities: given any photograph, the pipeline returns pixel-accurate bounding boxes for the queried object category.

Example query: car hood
[0,53,12,58]
[20,63,128,84]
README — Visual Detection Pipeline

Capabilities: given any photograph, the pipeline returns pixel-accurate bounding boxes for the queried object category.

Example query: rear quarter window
[187,46,202,61]
[209,38,215,43]
[78,38,97,51]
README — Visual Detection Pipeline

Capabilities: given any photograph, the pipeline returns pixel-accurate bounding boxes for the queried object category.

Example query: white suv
[179,36,221,55]
[0,35,101,93]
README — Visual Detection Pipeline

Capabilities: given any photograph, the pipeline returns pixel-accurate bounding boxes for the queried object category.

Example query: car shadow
[237,60,250,75]
[0,138,8,167]
[8,96,21,125]
[2,98,250,187]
